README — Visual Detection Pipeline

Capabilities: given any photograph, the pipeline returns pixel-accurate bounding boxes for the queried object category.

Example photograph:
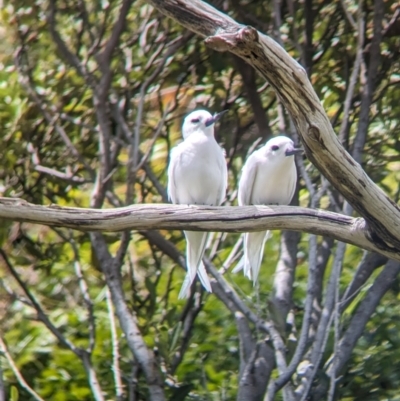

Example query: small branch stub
[205,26,259,52]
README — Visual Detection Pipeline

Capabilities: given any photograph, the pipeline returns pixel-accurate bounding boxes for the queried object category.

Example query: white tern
[234,135,302,285]
[167,109,228,299]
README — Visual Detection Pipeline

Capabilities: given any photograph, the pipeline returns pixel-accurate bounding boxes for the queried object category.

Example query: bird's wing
[178,260,212,299]
[232,254,245,274]
[196,261,212,292]
[238,154,260,206]
[215,147,228,206]
[244,230,268,285]
[286,164,298,204]
[167,146,180,204]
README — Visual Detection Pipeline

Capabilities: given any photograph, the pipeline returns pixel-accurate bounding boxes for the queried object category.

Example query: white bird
[234,136,302,285]
[167,109,228,299]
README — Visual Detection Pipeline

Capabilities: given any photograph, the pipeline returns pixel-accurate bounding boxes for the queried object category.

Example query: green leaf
[10,386,19,401]
[168,384,193,401]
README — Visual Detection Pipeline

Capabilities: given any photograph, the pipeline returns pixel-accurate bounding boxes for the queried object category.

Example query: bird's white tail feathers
[233,231,269,285]
[178,261,212,299]
[231,255,246,275]
[196,261,212,292]
[178,231,210,299]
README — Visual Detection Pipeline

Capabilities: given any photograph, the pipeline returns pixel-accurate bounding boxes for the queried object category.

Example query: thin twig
[0,248,83,356]
[14,48,95,178]
[171,292,203,374]
[126,33,192,204]
[352,0,384,163]
[0,336,46,401]
[133,107,170,173]
[90,232,165,401]
[340,0,357,30]
[331,260,400,374]
[298,241,346,400]
[338,1,365,144]
[267,234,318,398]
[340,252,387,312]
[34,165,87,184]
[205,260,289,374]
[327,255,342,401]
[106,288,125,401]
[47,0,94,85]
[70,238,97,352]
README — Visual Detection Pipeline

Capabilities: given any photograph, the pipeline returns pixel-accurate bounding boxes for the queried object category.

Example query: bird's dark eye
[271,145,279,151]
[191,118,200,123]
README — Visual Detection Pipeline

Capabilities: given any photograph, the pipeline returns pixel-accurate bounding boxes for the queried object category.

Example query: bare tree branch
[233,56,272,139]
[81,352,106,401]
[205,261,289,374]
[267,233,318,399]
[147,0,400,259]
[352,0,384,163]
[14,47,95,179]
[0,198,397,260]
[106,288,125,401]
[271,230,300,324]
[340,0,357,30]
[237,340,275,401]
[340,252,387,312]
[296,241,346,400]
[333,259,400,374]
[302,0,314,74]
[235,311,255,378]
[97,0,135,100]
[171,292,203,374]
[338,2,364,145]
[68,234,97,353]
[47,0,95,86]
[89,232,165,401]
[141,230,289,377]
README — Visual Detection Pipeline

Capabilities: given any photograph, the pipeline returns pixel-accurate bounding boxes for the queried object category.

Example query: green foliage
[340,291,400,400]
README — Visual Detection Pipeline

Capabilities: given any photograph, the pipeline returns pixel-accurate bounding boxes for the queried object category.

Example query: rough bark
[1,197,399,260]
[237,341,275,401]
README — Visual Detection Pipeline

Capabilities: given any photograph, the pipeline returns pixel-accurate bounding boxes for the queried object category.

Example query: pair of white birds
[167,110,302,299]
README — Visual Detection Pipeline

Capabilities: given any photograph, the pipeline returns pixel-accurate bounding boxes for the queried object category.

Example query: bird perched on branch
[168,109,228,298]
[234,136,302,285]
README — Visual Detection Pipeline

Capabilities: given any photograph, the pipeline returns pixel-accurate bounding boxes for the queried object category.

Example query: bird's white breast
[251,155,296,205]
[173,135,226,206]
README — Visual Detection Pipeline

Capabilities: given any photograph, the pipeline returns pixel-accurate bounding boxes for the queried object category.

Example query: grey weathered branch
[271,230,300,323]
[147,0,400,257]
[333,259,400,374]
[233,55,272,139]
[0,197,399,261]
[90,232,165,401]
[237,340,275,401]
[235,311,256,378]
[340,252,387,312]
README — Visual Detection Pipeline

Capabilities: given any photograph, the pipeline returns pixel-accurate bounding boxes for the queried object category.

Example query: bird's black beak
[285,147,303,156]
[205,110,229,127]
